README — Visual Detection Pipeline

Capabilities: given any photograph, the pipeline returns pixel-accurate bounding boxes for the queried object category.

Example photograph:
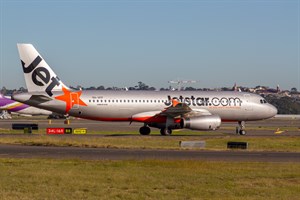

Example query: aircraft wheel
[160,128,172,136]
[139,126,151,135]
[239,130,246,135]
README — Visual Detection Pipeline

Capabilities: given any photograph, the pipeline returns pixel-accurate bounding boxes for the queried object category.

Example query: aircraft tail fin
[17,44,69,97]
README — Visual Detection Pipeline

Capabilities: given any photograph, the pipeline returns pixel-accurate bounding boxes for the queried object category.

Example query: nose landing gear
[236,121,246,135]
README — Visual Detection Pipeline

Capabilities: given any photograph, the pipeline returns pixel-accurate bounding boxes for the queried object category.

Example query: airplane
[0,93,52,117]
[12,44,278,135]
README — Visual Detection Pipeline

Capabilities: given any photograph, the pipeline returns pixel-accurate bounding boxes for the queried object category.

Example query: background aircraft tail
[0,93,13,106]
[17,44,69,97]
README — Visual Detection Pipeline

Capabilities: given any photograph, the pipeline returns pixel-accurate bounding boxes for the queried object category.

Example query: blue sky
[0,0,299,90]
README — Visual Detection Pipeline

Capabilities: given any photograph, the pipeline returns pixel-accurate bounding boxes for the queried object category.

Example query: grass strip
[0,134,299,152]
[0,158,299,200]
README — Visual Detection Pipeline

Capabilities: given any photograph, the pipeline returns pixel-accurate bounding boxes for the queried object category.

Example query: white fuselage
[13,90,277,122]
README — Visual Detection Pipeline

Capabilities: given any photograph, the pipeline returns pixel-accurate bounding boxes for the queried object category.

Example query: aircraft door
[243,94,253,111]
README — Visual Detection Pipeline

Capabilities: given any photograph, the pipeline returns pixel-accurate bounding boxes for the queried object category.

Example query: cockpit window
[260,99,267,104]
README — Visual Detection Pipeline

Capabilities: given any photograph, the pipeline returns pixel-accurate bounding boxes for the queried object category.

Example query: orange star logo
[172,99,180,107]
[55,87,87,113]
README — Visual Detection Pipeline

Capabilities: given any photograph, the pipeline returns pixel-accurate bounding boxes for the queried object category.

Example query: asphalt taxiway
[0,144,299,162]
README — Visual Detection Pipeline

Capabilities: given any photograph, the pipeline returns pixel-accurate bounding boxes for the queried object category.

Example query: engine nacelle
[180,115,221,131]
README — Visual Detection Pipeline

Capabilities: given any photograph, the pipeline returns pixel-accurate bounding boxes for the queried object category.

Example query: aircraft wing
[159,100,192,117]
[132,100,213,123]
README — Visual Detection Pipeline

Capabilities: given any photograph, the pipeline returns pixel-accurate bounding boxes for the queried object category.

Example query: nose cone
[267,104,278,118]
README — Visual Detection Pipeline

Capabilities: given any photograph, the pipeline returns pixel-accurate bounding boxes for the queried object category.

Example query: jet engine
[180,115,221,131]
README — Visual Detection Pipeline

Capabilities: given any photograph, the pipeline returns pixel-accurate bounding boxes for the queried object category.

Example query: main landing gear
[160,128,172,136]
[236,121,246,135]
[139,126,151,135]
[139,125,172,136]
